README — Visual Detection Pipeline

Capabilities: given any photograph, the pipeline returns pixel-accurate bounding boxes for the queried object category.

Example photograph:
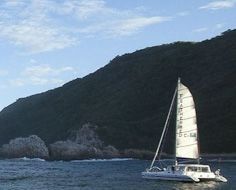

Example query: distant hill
[0,29,235,154]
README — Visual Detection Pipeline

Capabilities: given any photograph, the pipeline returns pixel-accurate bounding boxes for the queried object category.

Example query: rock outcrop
[49,123,120,160]
[49,140,102,160]
[102,145,120,158]
[0,135,49,159]
[0,124,121,160]
[69,123,103,148]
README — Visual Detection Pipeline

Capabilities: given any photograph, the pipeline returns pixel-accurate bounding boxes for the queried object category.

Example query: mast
[175,77,180,166]
[149,86,177,169]
[196,102,200,165]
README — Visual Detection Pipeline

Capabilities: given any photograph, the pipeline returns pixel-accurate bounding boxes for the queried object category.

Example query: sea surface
[0,158,235,190]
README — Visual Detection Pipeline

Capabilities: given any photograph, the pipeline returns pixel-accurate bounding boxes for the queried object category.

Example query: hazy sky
[0,0,235,110]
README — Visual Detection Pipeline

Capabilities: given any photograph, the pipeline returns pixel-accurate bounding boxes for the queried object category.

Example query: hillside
[0,29,235,154]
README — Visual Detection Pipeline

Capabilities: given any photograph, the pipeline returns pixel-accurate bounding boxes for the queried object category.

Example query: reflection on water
[174,181,221,190]
[150,180,226,190]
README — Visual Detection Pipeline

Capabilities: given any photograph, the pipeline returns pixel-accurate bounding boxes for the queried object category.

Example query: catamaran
[142,78,227,182]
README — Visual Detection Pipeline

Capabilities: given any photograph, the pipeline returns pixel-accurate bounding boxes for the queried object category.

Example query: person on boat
[171,166,175,173]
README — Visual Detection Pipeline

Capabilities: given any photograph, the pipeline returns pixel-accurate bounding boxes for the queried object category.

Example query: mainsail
[176,79,199,159]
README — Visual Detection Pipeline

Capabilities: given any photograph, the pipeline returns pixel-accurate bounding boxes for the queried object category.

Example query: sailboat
[142,78,227,182]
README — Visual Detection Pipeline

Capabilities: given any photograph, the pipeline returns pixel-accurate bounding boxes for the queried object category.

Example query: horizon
[0,0,236,110]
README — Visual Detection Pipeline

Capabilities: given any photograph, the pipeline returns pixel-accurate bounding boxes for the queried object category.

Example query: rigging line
[157,96,175,160]
[157,119,170,160]
[150,87,177,169]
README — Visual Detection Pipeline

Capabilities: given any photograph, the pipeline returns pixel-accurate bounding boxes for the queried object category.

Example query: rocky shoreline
[0,123,155,161]
[0,123,234,161]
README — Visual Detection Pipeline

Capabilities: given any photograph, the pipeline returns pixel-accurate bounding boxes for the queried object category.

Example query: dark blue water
[0,158,235,190]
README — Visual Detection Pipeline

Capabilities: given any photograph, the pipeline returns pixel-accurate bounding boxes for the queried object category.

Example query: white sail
[176,80,199,159]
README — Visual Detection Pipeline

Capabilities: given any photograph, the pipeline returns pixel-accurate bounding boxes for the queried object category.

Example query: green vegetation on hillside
[0,29,235,154]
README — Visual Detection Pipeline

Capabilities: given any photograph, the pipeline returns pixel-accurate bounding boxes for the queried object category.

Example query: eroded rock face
[49,123,120,160]
[0,135,49,159]
[70,123,103,148]
[0,123,121,160]
[49,140,102,160]
[103,145,120,158]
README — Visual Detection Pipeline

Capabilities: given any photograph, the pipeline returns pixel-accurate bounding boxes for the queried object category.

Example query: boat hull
[142,171,198,182]
[142,171,227,183]
[142,165,227,182]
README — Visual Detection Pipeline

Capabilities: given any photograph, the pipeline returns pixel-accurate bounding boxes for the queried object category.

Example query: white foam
[18,157,46,162]
[71,158,134,162]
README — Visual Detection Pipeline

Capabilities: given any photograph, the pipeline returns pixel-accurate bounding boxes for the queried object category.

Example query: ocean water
[0,158,235,190]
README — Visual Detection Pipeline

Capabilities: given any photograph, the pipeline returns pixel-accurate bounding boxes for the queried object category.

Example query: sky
[0,0,235,111]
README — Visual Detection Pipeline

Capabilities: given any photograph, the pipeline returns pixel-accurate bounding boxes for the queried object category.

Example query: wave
[0,175,31,181]
[71,158,134,163]
[17,157,46,162]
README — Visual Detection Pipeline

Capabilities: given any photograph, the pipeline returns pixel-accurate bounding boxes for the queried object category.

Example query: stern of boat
[214,169,227,182]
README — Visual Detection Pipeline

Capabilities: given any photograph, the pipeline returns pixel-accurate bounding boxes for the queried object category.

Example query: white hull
[142,171,226,182]
[142,164,227,183]
[142,171,197,182]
